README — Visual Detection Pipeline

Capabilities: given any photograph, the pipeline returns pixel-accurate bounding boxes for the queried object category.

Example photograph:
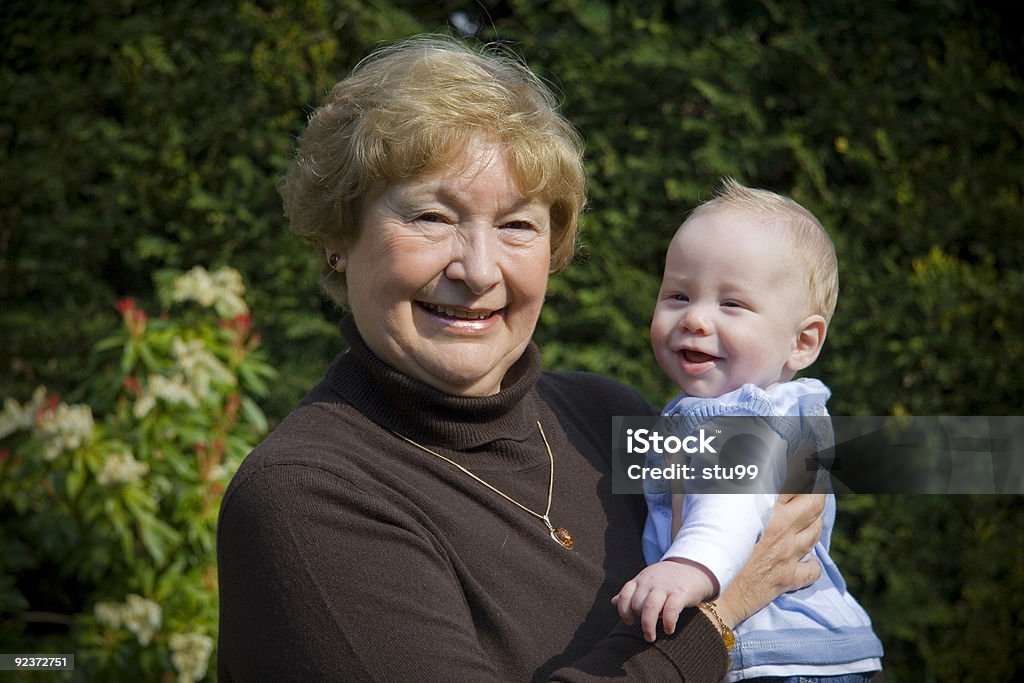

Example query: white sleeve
[658,410,791,591]
[659,491,776,591]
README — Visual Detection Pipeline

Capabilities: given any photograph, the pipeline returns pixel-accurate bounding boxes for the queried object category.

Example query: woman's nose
[445,230,502,295]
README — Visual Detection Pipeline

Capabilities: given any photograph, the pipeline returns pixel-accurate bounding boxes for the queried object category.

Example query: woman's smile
[418,301,500,322]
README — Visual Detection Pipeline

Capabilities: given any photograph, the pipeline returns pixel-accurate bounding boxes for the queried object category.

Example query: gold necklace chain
[392,421,574,549]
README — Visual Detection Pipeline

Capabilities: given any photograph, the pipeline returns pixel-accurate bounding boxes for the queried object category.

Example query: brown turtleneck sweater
[217,318,729,681]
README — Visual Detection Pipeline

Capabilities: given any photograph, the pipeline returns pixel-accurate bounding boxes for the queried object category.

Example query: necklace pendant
[550,527,574,549]
[542,515,574,549]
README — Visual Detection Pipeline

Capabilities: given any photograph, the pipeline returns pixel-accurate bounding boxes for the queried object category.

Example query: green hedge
[2,1,1021,680]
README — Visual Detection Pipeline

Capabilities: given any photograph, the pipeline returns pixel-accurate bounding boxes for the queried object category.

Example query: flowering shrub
[0,267,275,682]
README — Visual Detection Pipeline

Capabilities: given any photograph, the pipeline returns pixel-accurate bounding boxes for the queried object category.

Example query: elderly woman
[217,35,825,682]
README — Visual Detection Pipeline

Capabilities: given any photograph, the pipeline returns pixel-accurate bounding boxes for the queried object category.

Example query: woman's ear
[786,314,827,373]
[325,246,347,272]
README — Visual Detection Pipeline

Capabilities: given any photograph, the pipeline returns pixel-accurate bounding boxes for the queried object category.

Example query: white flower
[133,393,157,419]
[96,451,149,486]
[208,463,230,481]
[94,601,124,629]
[133,338,235,417]
[171,337,235,399]
[150,375,198,406]
[172,266,248,319]
[0,386,47,439]
[94,595,162,646]
[169,632,214,683]
[172,266,218,307]
[33,400,94,461]
[133,374,199,419]
[122,594,162,646]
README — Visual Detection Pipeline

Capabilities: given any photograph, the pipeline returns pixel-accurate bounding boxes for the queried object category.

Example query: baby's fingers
[639,590,667,643]
[614,581,638,625]
[660,592,692,635]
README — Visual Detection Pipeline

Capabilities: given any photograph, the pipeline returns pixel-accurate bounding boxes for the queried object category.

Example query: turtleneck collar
[313,316,543,450]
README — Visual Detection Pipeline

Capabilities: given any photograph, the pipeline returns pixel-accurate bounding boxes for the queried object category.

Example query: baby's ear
[786,314,827,373]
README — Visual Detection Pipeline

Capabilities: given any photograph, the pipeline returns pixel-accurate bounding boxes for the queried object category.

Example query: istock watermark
[612,416,1024,495]
[624,428,718,455]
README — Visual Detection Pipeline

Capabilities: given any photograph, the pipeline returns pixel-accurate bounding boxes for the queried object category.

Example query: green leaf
[137,513,182,567]
[66,463,87,500]
[240,395,268,434]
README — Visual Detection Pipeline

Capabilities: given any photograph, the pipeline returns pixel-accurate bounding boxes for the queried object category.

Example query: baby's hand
[611,559,716,642]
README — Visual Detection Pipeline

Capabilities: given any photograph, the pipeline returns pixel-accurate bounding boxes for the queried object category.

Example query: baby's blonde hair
[688,177,839,323]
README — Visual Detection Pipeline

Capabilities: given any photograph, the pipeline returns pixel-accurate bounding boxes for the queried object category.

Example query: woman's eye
[502,220,534,231]
[417,212,447,223]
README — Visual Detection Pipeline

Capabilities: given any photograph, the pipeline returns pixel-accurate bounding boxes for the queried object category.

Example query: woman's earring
[327,253,341,270]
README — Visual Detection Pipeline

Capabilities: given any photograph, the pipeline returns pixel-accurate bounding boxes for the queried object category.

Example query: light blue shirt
[643,380,884,680]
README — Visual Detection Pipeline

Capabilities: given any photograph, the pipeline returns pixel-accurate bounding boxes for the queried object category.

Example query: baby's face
[651,208,811,398]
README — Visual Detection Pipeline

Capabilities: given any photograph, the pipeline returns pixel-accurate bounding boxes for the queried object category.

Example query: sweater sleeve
[217,461,730,682]
[550,613,730,682]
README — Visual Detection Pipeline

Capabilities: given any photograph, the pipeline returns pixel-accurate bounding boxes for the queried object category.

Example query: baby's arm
[663,492,774,591]
[614,491,773,642]
[622,406,792,641]
[664,411,791,589]
[611,556,717,643]
[619,441,782,641]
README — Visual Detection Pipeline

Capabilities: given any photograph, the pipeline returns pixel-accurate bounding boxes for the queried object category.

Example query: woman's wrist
[708,589,747,630]
[697,601,735,668]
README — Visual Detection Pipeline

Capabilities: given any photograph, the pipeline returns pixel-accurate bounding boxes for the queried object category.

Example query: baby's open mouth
[420,302,496,321]
[681,349,718,363]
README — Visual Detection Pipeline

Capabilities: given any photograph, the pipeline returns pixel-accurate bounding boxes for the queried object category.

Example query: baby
[614,179,883,681]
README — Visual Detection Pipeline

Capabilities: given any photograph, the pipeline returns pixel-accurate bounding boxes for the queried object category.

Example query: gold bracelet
[700,600,735,653]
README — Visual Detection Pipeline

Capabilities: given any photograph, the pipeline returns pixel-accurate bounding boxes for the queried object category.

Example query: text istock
[625,428,717,455]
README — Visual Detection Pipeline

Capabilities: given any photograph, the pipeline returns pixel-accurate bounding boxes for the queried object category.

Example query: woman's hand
[713,493,826,628]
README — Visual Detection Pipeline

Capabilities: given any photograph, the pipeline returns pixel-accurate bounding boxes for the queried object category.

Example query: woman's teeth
[421,302,493,320]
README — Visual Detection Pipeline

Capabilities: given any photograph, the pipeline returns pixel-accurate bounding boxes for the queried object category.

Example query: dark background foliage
[2,1,1022,680]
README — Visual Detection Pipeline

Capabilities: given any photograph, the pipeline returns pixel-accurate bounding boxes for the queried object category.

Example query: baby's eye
[671,294,689,303]
[721,300,746,309]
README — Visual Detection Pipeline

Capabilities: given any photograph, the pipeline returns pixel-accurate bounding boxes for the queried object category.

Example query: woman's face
[338,138,552,396]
